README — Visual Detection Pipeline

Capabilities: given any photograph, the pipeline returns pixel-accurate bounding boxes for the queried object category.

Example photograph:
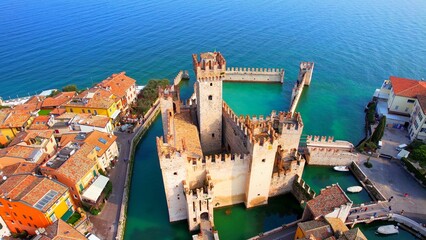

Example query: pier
[289,62,314,115]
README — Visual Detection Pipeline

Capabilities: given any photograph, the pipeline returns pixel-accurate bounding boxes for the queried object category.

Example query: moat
[124,81,418,239]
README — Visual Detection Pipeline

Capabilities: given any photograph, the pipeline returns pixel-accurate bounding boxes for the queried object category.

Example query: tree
[62,84,78,92]
[370,116,386,144]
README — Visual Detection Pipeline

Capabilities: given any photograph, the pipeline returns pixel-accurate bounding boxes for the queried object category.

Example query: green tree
[62,84,78,92]
[370,116,386,144]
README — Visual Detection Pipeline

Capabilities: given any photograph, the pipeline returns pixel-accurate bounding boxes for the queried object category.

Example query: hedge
[401,157,426,185]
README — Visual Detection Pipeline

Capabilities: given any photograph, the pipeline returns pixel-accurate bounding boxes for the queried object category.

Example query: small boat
[376,225,399,235]
[333,166,349,172]
[347,186,363,193]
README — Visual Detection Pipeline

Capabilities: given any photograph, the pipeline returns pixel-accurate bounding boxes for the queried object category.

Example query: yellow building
[387,76,426,116]
[0,109,35,145]
[63,88,122,121]
[40,143,101,205]
[0,173,76,235]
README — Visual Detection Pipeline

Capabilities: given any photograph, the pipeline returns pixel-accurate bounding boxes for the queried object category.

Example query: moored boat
[333,166,349,172]
[376,225,399,235]
[347,186,363,193]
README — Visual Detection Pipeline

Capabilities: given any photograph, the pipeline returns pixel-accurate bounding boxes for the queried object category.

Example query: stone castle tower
[193,52,226,154]
[156,52,306,233]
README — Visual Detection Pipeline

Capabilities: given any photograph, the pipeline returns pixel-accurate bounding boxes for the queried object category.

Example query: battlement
[224,67,284,83]
[202,153,250,168]
[300,62,314,71]
[306,135,354,151]
[275,111,304,133]
[184,177,214,200]
[197,76,223,82]
[158,85,179,100]
[193,52,226,79]
[156,136,178,158]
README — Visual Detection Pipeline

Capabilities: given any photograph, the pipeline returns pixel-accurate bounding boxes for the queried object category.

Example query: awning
[82,175,109,203]
[110,110,121,120]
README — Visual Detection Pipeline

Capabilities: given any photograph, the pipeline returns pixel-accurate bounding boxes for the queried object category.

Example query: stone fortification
[156,52,312,233]
[289,62,314,114]
[224,67,284,83]
[305,135,358,166]
[291,174,316,203]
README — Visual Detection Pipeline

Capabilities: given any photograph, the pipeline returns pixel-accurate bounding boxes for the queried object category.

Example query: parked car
[120,124,133,132]
[85,233,101,240]
[395,143,407,151]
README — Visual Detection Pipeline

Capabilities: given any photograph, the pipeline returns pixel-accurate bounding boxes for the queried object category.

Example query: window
[418,111,424,121]
[88,109,91,113]
[49,213,57,222]
[98,138,107,144]
[7,203,12,208]
[29,216,33,221]
[23,214,27,219]
[405,107,409,112]
[6,136,10,141]
[208,95,213,100]
[11,220,15,224]
[210,83,213,86]
[28,223,32,227]
[70,108,73,112]
[407,99,415,103]
[212,133,215,138]
[82,109,85,113]
[395,105,399,110]
[414,119,419,130]
[421,128,426,133]
[18,220,22,224]
[174,172,177,175]
[66,198,72,207]
[262,159,266,163]
[94,110,98,115]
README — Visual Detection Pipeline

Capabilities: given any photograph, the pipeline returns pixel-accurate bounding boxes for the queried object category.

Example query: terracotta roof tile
[60,131,116,157]
[0,174,67,212]
[1,162,38,176]
[98,72,136,98]
[71,113,110,128]
[43,219,86,239]
[390,76,426,98]
[307,184,351,218]
[0,109,33,128]
[416,95,426,114]
[28,115,51,130]
[42,92,76,108]
[0,145,41,160]
[64,88,117,109]
[174,109,203,157]
[50,108,67,116]
[298,219,333,239]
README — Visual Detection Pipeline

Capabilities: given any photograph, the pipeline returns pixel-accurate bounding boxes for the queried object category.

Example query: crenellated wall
[184,178,215,231]
[292,174,316,204]
[269,158,306,197]
[305,135,358,166]
[224,67,284,83]
[289,62,314,114]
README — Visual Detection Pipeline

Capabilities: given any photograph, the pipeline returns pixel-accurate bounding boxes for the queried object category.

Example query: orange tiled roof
[1,162,38,176]
[60,131,116,157]
[43,219,86,239]
[71,113,110,128]
[64,88,117,109]
[54,144,97,184]
[98,72,136,98]
[416,95,426,114]
[298,219,333,240]
[0,109,33,128]
[10,129,54,146]
[0,145,40,160]
[306,185,351,218]
[50,108,66,116]
[28,115,51,130]
[0,156,26,168]
[389,76,426,98]
[42,91,76,108]
[0,174,67,212]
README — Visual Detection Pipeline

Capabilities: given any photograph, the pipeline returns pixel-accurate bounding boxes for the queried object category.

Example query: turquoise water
[359,221,419,240]
[302,166,372,204]
[1,0,425,239]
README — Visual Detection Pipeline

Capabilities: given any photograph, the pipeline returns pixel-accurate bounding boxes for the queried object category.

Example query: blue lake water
[1,0,425,239]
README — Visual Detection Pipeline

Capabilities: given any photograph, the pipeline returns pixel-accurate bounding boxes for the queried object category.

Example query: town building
[63,88,121,121]
[40,143,101,205]
[0,109,35,145]
[294,217,366,240]
[301,184,352,223]
[408,95,426,141]
[9,130,57,157]
[157,52,308,232]
[60,131,118,171]
[32,218,86,240]
[0,174,76,235]
[41,92,76,110]
[98,72,137,111]
[386,76,426,116]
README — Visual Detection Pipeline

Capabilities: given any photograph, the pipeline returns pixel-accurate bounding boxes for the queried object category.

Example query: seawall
[116,100,161,240]
[224,67,284,83]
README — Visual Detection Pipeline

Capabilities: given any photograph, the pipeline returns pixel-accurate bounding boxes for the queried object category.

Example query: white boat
[376,225,399,235]
[347,186,363,193]
[333,166,349,172]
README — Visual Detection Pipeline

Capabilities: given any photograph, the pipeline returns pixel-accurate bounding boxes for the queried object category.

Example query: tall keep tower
[193,52,226,154]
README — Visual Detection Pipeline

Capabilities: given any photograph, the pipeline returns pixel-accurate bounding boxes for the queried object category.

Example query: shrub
[62,84,78,92]
[401,157,426,184]
[364,161,373,168]
[134,79,169,115]
[370,116,386,144]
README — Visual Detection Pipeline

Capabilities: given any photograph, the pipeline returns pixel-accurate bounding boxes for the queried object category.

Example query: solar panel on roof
[98,138,107,144]
[34,190,58,210]
[95,146,101,152]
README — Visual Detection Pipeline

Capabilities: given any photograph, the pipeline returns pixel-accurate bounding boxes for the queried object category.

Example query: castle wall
[206,154,250,207]
[289,62,314,114]
[305,136,358,166]
[291,174,316,204]
[159,96,174,141]
[224,67,284,83]
[269,159,305,197]
[245,140,278,208]
[184,182,214,231]
[195,77,223,154]
[277,113,304,155]
[223,104,250,153]
[157,139,189,222]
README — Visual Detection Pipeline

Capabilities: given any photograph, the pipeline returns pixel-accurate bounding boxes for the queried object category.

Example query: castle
[155,52,322,233]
